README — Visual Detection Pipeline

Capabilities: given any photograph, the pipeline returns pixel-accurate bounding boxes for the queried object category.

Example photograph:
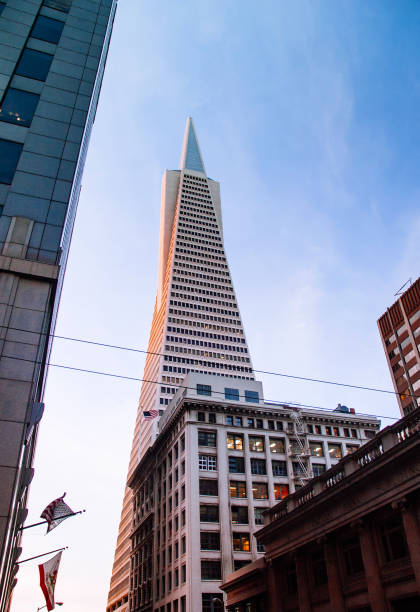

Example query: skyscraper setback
[107,118,255,611]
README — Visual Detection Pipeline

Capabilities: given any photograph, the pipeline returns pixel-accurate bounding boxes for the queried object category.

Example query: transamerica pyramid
[107,119,254,611]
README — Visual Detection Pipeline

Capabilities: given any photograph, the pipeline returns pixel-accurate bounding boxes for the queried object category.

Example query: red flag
[41,493,74,533]
[38,551,62,610]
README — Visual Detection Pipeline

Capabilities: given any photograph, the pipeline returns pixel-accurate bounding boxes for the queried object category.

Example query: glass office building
[0,1,116,609]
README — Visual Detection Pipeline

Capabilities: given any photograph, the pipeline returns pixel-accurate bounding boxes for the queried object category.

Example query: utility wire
[0,325,410,417]
[47,361,398,421]
[48,331,417,401]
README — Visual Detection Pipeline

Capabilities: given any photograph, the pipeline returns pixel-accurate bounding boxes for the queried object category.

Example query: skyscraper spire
[179,117,206,174]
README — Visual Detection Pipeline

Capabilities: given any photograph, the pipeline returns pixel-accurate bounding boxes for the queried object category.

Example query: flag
[143,409,159,421]
[38,551,62,610]
[41,493,74,533]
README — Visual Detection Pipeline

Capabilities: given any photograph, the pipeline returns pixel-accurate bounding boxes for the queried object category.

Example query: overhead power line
[47,362,398,421]
[0,325,410,417]
[49,331,414,401]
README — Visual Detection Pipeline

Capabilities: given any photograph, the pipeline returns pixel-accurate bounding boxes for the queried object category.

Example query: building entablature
[256,407,420,560]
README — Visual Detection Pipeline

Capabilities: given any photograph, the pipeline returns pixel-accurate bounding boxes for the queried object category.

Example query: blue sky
[13,1,420,610]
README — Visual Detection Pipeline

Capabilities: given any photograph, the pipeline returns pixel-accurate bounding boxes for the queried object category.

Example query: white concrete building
[127,372,380,612]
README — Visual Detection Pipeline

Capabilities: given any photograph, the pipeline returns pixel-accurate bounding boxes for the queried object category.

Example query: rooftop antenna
[394,278,412,297]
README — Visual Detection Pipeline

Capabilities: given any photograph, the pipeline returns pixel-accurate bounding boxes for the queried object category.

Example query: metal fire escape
[288,408,313,487]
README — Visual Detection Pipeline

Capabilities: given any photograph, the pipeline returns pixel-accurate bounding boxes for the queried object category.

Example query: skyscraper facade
[378,278,420,416]
[107,119,255,612]
[0,1,116,609]
[107,120,381,612]
[126,373,379,612]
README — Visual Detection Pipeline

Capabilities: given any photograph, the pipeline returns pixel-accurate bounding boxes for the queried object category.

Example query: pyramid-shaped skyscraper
[107,119,254,610]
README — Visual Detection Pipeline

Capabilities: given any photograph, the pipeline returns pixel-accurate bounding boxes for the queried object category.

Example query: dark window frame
[0,139,23,184]
[30,14,64,44]
[15,48,54,82]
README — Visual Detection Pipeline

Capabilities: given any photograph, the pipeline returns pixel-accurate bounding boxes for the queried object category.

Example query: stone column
[358,523,389,612]
[399,501,420,592]
[295,551,311,612]
[266,558,284,612]
[324,539,346,612]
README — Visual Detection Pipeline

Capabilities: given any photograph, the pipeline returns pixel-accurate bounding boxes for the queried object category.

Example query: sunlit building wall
[378,278,420,416]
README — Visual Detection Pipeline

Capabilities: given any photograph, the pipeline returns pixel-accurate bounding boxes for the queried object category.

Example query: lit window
[309,442,324,457]
[328,444,342,459]
[252,482,268,499]
[269,438,284,453]
[346,444,359,455]
[0,88,39,127]
[232,533,250,551]
[249,436,264,452]
[227,433,243,450]
[274,483,289,500]
[229,481,247,498]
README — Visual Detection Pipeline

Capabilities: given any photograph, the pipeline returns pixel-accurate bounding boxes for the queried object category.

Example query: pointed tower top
[179,117,206,174]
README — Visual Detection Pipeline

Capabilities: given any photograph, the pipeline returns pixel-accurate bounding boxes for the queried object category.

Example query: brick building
[378,278,420,416]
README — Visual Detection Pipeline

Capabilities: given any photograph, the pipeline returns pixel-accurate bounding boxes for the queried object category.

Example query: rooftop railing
[269,407,420,523]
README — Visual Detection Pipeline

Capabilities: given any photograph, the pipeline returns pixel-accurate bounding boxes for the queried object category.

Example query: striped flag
[38,551,62,610]
[143,409,159,421]
[41,493,74,533]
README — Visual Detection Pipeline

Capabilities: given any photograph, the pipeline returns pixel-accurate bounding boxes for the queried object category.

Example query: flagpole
[18,510,86,531]
[16,547,68,564]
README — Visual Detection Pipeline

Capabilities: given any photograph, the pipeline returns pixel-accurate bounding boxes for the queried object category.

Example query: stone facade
[221,407,420,612]
[126,372,380,612]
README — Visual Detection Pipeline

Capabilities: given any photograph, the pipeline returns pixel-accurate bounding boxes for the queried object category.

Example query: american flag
[143,409,159,421]
[40,493,74,533]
